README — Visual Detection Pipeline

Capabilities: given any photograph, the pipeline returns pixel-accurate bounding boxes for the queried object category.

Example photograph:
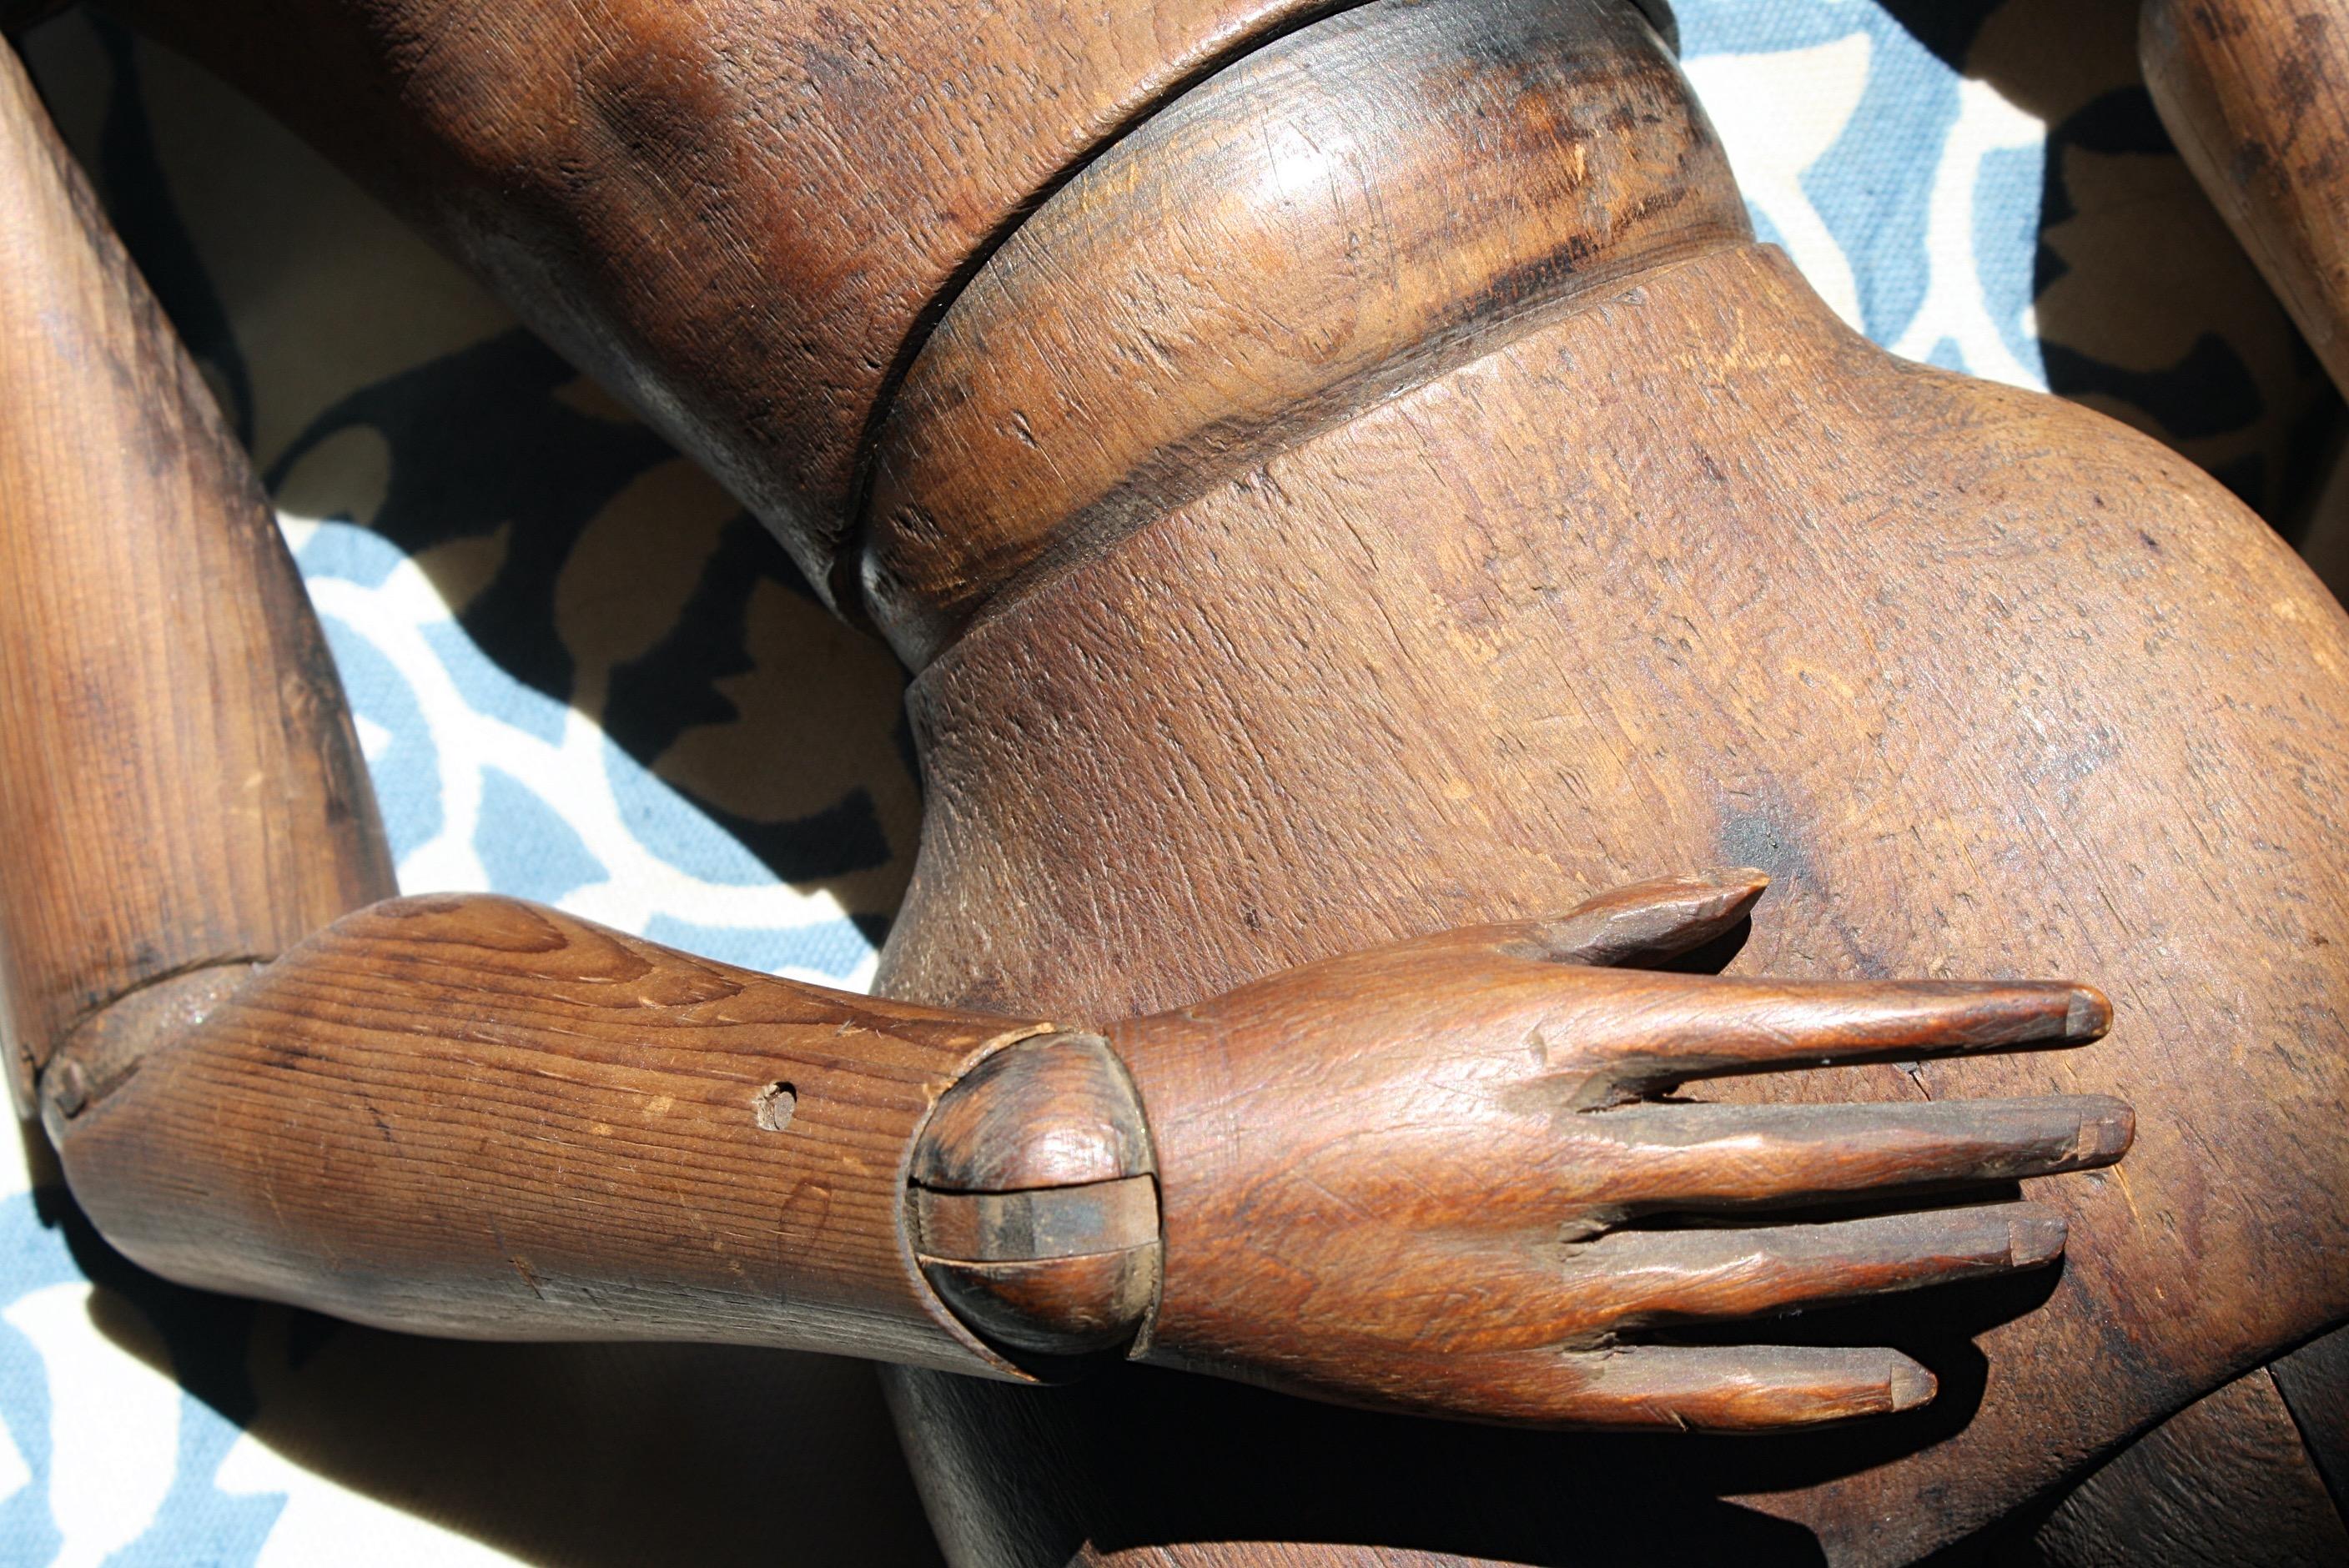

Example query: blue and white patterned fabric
[1,3,2331,1562]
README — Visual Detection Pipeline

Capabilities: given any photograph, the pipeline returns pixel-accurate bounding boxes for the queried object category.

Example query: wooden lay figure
[2,0,2346,1563]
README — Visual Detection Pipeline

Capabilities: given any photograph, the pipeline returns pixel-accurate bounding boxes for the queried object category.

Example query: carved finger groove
[1547,1344,1939,1431]
[1563,1204,2070,1329]
[1582,1094,2135,1213]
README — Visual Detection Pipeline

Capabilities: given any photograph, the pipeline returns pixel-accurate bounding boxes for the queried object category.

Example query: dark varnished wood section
[2143,0,2349,395]
[0,43,392,1111]
[53,892,1044,1373]
[2005,1289,2349,1560]
[96,0,1355,605]
[877,237,2349,1568]
[913,1032,1164,1358]
[2273,1321,2349,1515]
[863,0,1739,664]
[2023,1356,2349,1565]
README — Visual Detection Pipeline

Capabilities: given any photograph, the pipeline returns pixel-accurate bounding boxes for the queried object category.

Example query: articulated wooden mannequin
[0,13,2140,1504]
[2,0,2346,1563]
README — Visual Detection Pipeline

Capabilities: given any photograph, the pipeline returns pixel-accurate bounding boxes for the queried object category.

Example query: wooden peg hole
[753,1081,797,1133]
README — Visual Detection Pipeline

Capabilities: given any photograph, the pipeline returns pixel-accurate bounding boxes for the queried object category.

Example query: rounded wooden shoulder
[98,0,1351,603]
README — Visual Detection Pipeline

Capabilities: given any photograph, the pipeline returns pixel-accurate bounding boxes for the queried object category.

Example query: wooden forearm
[0,44,392,1110]
[49,893,1054,1374]
[2143,0,2349,395]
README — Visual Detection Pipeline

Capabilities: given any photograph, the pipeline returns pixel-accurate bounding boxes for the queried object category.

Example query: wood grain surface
[866,5,2349,1551]
[2144,0,2349,395]
[2023,1354,2349,1565]
[2272,1320,2349,1516]
[11,0,2347,1560]
[1110,872,2130,1433]
[0,42,392,1111]
[863,0,1744,664]
[53,892,1048,1374]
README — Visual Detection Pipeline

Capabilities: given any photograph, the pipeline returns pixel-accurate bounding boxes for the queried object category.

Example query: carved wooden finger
[1539,1344,1939,1432]
[1584,1095,2135,1214]
[1567,1203,2071,1329]
[1515,867,1770,968]
[1578,973,2111,1093]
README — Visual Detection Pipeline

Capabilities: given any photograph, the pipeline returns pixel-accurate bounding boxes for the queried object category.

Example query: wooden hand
[1109,871,2129,1430]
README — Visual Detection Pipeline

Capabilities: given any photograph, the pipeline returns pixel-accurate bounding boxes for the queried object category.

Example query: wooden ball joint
[909,1033,1162,1360]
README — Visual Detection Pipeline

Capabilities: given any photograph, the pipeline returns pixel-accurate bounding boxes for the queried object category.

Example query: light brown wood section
[0,42,392,1111]
[863,0,1739,665]
[97,0,1352,604]
[879,239,2349,1563]
[2144,0,2349,394]
[53,893,1044,1373]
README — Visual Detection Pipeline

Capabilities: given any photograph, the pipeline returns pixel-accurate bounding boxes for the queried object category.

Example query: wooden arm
[50,892,1054,1374]
[43,877,2130,1420]
[2144,0,2349,397]
[0,43,392,1111]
